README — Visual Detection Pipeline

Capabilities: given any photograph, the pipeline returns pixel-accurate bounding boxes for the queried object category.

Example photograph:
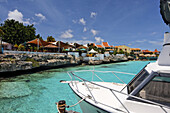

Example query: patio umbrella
[44,44,58,48]
[88,49,98,53]
[27,38,49,47]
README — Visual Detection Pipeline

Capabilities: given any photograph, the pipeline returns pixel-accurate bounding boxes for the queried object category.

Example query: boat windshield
[136,73,170,106]
[127,69,150,94]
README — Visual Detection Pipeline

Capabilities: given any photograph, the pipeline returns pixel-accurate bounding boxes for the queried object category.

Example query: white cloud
[82,37,87,40]
[60,29,73,39]
[72,20,77,24]
[7,9,30,24]
[61,39,93,45]
[150,32,157,36]
[148,40,163,45]
[35,13,46,20]
[79,18,86,25]
[128,43,132,46]
[135,39,146,43]
[72,40,92,44]
[95,37,104,43]
[90,12,97,18]
[76,40,92,44]
[91,29,98,36]
[83,27,87,32]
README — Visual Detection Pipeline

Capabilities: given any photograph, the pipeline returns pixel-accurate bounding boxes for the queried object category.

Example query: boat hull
[69,83,110,113]
[74,91,109,113]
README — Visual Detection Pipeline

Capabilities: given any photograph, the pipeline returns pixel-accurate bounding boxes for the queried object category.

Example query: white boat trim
[68,70,170,112]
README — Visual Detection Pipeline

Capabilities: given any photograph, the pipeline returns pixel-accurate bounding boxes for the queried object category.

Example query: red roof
[27,38,49,46]
[153,49,159,53]
[142,49,152,53]
[96,45,103,48]
[131,48,141,50]
[110,45,114,47]
[102,42,110,47]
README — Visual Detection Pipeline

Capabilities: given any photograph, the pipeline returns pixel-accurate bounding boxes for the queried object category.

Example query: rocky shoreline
[0,53,80,72]
[0,53,130,76]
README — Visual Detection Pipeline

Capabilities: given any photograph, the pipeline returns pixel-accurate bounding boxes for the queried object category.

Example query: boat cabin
[127,65,170,106]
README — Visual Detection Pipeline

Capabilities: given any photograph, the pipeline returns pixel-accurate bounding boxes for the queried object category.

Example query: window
[127,69,150,94]
[136,74,170,106]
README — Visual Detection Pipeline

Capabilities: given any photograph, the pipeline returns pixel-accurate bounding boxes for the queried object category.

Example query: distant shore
[0,52,153,78]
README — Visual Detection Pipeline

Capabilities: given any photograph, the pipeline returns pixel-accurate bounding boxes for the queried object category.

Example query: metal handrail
[69,70,136,76]
[92,72,104,82]
[68,70,170,112]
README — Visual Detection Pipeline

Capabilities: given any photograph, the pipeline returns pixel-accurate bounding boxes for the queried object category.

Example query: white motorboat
[62,1,170,112]
[67,32,170,113]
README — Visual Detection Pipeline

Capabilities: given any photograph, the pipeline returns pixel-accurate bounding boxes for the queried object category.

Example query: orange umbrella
[44,44,58,48]
[27,38,49,46]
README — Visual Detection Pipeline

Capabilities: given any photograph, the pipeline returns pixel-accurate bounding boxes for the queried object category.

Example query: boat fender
[56,100,66,113]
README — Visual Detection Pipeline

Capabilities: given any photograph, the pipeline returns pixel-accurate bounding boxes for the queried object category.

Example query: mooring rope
[56,95,91,113]
[67,95,91,108]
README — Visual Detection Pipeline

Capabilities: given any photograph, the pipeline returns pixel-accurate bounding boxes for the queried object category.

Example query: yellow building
[114,45,131,53]
[131,48,141,54]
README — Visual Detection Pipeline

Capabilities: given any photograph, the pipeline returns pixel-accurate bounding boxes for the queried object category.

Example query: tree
[119,49,124,54]
[1,19,36,45]
[36,34,43,40]
[101,48,105,54]
[47,36,55,42]
[0,27,4,53]
[0,27,4,37]
[113,48,118,55]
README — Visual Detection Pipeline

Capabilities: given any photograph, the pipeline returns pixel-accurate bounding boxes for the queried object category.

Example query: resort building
[96,45,103,49]
[102,42,114,52]
[142,49,153,54]
[110,45,114,49]
[115,45,131,53]
[130,48,141,54]
[2,41,12,50]
[102,42,111,49]
[153,49,160,55]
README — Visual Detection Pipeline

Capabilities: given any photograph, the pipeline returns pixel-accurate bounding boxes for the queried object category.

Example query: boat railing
[67,70,170,113]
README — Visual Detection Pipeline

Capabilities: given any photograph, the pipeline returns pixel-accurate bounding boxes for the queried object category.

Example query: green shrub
[26,58,39,67]
[18,44,25,51]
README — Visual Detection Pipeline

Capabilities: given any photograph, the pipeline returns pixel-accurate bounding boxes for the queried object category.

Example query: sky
[0,0,169,50]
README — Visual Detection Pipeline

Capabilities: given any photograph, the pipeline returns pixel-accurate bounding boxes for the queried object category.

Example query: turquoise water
[0,61,154,113]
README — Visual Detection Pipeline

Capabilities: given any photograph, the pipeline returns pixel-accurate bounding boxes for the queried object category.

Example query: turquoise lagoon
[0,61,154,113]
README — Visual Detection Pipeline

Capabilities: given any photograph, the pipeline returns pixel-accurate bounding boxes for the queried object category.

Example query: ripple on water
[0,82,32,99]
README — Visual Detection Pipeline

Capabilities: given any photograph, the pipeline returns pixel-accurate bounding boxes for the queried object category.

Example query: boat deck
[70,81,170,113]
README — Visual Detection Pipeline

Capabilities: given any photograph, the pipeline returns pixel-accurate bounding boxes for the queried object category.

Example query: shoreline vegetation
[0,52,153,78]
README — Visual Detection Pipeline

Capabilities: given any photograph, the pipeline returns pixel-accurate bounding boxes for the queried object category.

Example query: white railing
[4,50,66,55]
[67,70,170,113]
